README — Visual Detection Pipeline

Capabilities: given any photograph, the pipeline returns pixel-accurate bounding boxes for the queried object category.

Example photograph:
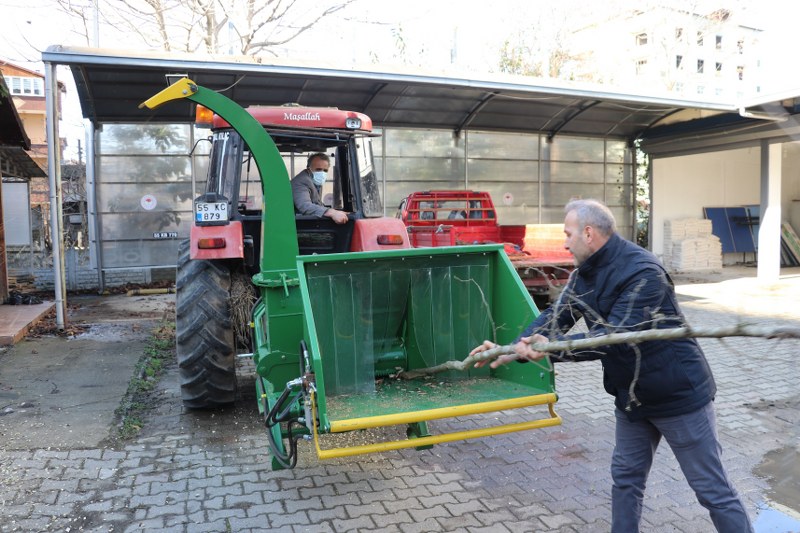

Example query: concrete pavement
[0,269,798,532]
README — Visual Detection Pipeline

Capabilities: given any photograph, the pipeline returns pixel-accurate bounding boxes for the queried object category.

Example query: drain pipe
[45,61,66,330]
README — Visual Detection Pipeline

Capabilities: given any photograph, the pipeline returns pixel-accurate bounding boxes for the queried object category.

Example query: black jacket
[521,233,716,420]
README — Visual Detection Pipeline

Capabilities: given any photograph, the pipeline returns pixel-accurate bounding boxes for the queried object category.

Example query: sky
[2,0,800,161]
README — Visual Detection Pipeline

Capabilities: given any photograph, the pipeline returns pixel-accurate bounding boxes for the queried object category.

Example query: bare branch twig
[397,324,800,379]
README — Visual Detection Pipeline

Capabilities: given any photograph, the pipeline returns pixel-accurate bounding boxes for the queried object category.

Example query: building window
[675,82,684,92]
[697,32,704,45]
[697,59,705,74]
[715,35,722,49]
[636,59,647,75]
[697,85,705,95]
[676,55,683,68]
[737,66,744,80]
[636,33,648,46]
[4,75,44,96]
[715,62,722,73]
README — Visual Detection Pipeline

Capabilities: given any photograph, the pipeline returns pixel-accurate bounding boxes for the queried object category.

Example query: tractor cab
[195,104,391,271]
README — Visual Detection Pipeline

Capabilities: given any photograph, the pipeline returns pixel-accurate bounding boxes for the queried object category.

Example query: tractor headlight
[345,117,362,129]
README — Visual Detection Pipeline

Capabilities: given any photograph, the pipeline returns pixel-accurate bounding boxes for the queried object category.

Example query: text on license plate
[195,202,228,222]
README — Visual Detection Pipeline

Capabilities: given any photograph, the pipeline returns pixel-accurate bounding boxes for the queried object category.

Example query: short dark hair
[306,152,330,168]
[565,199,617,236]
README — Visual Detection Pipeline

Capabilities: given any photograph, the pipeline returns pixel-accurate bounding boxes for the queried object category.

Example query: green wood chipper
[141,78,561,470]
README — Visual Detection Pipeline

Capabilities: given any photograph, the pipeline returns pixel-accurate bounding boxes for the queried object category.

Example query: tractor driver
[291,153,349,224]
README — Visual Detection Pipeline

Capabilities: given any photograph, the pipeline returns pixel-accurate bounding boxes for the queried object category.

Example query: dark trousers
[611,402,754,532]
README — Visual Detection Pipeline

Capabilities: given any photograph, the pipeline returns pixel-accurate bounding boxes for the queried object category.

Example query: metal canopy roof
[43,45,745,142]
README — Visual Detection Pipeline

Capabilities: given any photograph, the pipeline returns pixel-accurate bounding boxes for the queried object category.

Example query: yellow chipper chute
[276,244,561,463]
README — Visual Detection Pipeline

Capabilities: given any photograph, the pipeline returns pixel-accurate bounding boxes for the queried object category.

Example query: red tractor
[177,102,409,408]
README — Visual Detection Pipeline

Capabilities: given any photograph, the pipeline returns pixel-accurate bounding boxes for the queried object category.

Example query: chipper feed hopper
[142,79,561,470]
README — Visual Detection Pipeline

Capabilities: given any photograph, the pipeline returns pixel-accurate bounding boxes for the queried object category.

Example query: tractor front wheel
[175,240,236,408]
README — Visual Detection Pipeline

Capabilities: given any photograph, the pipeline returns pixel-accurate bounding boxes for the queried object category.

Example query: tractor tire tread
[175,240,236,409]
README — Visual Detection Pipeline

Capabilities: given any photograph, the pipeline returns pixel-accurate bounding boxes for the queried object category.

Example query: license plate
[195,201,228,222]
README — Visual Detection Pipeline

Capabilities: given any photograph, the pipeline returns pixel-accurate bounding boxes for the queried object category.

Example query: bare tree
[54,0,357,56]
[498,6,578,78]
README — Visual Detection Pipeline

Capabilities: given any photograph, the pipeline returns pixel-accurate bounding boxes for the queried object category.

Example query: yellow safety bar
[311,392,561,460]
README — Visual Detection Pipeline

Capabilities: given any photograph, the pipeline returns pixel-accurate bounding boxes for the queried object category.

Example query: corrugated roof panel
[44,45,754,142]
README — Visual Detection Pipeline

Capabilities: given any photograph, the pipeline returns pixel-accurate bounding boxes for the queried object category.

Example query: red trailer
[397,191,575,302]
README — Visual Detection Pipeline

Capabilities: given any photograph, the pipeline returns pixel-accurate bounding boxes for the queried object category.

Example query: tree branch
[397,324,800,379]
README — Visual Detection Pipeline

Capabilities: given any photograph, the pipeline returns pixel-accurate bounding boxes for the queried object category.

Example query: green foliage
[113,321,176,441]
[635,143,651,247]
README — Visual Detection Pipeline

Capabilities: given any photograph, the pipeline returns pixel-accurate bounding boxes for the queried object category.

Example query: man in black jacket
[471,199,752,533]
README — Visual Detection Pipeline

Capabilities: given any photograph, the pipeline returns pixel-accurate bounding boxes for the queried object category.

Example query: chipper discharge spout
[141,78,559,471]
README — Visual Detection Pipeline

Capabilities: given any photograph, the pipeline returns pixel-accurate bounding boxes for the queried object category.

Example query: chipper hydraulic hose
[264,377,305,469]
[263,341,317,469]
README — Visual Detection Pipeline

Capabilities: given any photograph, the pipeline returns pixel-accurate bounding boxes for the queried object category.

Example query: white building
[567,7,763,101]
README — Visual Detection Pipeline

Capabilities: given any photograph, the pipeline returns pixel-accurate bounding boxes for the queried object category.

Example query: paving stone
[205,484,244,499]
[318,493,360,508]
[357,488,394,504]
[146,501,187,518]
[39,478,80,492]
[383,496,424,514]
[270,510,311,528]
[225,491,265,507]
[122,518,165,532]
[291,524,335,533]
[408,504,451,522]
[331,515,376,531]
[129,493,169,508]
[393,486,432,500]
[306,505,348,523]
[398,517,446,533]
[357,526,402,533]
[466,525,513,533]
[206,507,247,522]
[149,479,189,495]
[539,511,582,530]
[445,499,486,516]
[428,481,464,496]
[284,495,323,513]
[100,511,134,522]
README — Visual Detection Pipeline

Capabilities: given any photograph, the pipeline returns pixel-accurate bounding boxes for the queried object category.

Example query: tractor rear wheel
[175,240,236,408]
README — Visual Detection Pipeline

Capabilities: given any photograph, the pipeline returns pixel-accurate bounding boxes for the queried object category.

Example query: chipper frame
[142,78,561,470]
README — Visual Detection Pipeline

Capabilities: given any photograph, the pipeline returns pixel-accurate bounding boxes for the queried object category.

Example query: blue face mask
[311,171,326,186]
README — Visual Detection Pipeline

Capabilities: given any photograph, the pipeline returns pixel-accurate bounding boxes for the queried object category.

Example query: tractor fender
[190,221,244,260]
[350,217,411,251]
